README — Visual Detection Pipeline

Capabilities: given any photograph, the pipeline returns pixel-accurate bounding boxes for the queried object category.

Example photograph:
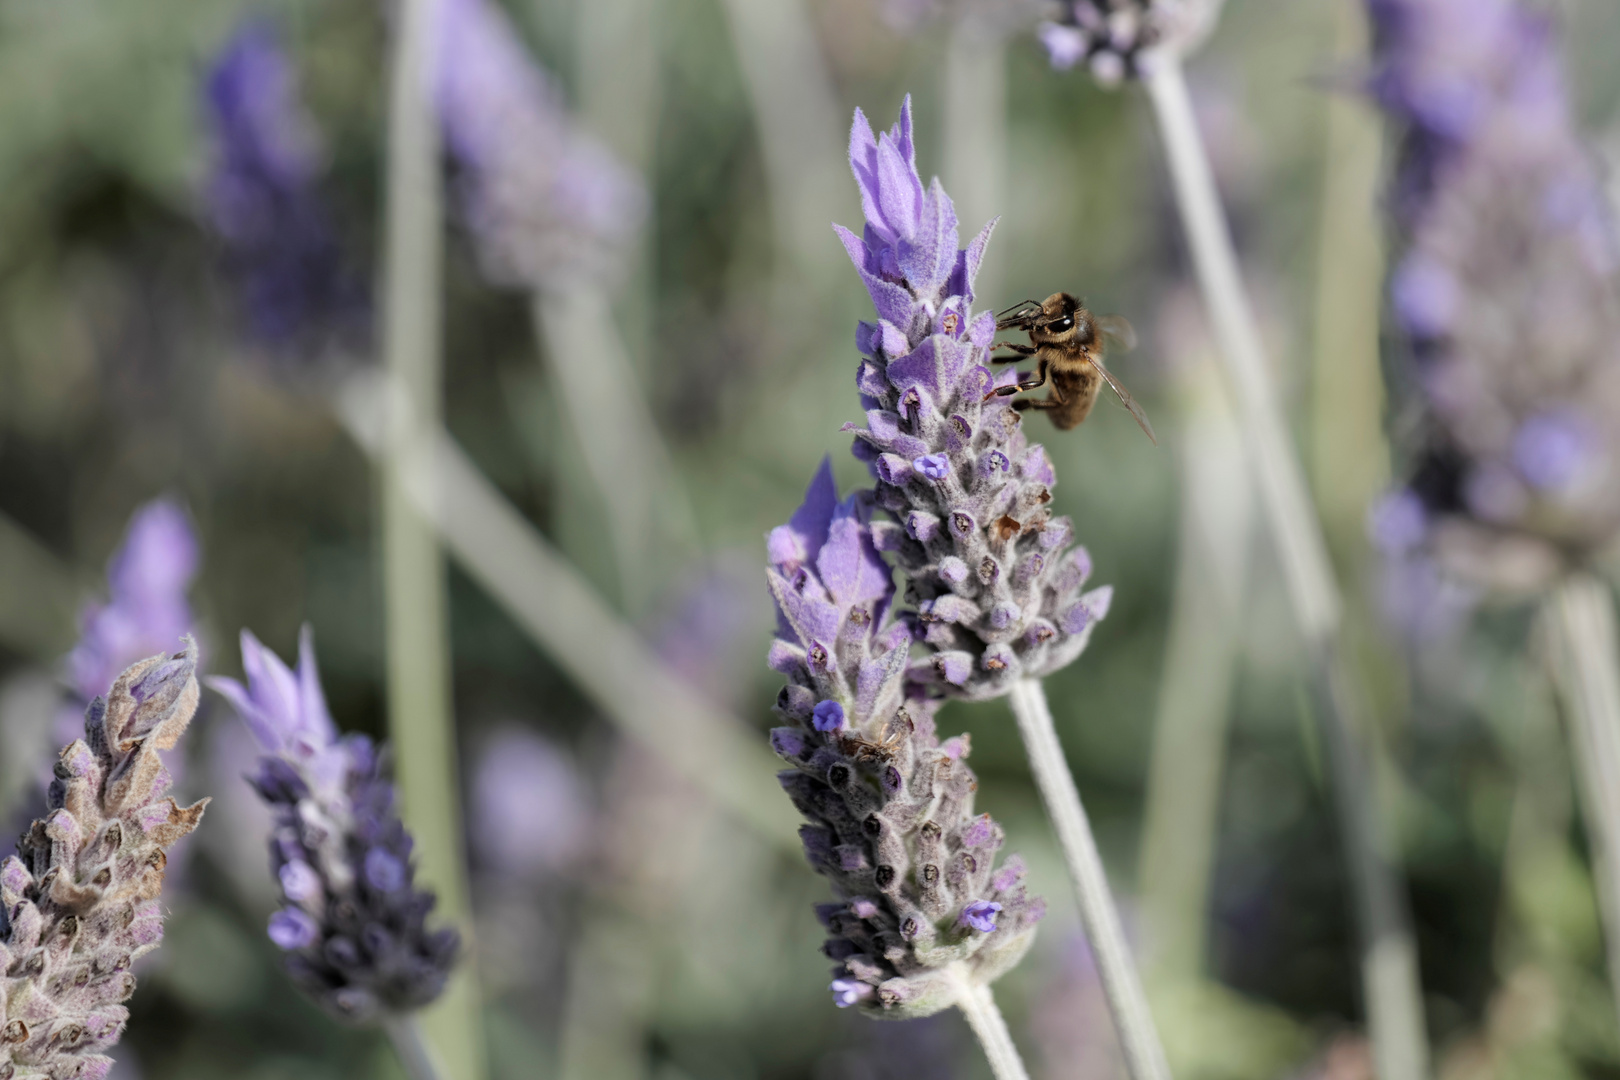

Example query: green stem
[1009,679,1172,1080]
[948,967,1032,1080]
[1142,52,1430,1080]
[380,1,483,1077]
[1546,572,1620,1034]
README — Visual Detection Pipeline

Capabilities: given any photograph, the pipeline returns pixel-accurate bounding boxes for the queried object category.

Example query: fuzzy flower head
[1369,0,1620,592]
[435,0,646,293]
[203,21,368,359]
[68,500,199,710]
[1,641,208,1080]
[1038,0,1225,84]
[768,464,1044,1018]
[209,629,458,1022]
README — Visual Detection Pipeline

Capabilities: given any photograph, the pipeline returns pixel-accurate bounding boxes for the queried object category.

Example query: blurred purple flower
[209,628,458,1022]
[1369,0,1620,592]
[69,500,198,708]
[434,0,646,292]
[959,900,1002,932]
[1038,1,1223,84]
[469,726,591,880]
[202,21,367,359]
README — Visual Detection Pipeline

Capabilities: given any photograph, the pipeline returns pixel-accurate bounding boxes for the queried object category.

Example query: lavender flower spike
[68,499,198,710]
[1,639,208,1080]
[1368,0,1620,592]
[839,97,1113,702]
[203,21,367,360]
[1038,0,1225,85]
[434,0,646,293]
[208,628,459,1022]
[769,461,1044,1018]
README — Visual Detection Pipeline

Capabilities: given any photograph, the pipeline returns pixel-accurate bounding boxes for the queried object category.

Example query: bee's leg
[989,342,1036,360]
[989,359,1050,399]
[1012,379,1066,412]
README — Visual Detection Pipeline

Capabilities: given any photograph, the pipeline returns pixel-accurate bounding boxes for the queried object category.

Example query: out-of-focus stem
[1308,0,1388,546]
[1142,52,1429,1080]
[1546,572,1620,1032]
[336,381,801,846]
[949,968,1032,1080]
[1008,679,1172,1080]
[1138,354,1252,984]
[379,2,483,1077]
[942,17,1007,299]
[385,1016,446,1080]
[716,0,845,285]
[531,288,696,615]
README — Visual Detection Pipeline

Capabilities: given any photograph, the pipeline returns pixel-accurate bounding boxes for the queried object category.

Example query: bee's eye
[1048,315,1074,332]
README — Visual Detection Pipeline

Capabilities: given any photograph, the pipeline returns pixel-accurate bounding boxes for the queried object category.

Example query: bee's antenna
[995,299,1041,318]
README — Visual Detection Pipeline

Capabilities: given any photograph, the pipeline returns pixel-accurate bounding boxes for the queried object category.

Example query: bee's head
[1030,292,1093,345]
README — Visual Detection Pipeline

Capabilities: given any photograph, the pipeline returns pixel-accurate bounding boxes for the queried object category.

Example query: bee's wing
[1087,353,1158,444]
[1096,314,1138,352]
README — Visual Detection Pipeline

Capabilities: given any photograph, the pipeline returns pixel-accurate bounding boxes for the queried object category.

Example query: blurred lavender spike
[1038,0,1225,84]
[434,0,646,294]
[0,640,208,1080]
[1368,0,1620,592]
[767,461,1045,1020]
[203,21,367,361]
[69,500,198,711]
[469,727,590,882]
[208,627,460,1023]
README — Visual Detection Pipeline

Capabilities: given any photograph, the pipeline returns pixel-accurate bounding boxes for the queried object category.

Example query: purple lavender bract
[1,640,208,1080]
[208,628,458,1022]
[434,0,646,293]
[1368,0,1620,591]
[203,22,367,359]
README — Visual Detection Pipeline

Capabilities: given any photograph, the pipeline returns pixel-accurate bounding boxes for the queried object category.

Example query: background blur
[7,0,1620,1077]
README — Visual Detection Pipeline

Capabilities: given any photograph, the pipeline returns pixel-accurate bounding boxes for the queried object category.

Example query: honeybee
[989,293,1156,443]
[842,710,914,765]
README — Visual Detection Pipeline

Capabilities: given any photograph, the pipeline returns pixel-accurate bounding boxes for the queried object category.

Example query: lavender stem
[949,969,1033,1080]
[334,379,800,844]
[531,288,696,614]
[1009,678,1171,1080]
[1138,357,1252,984]
[1141,52,1429,1080]
[1546,572,1620,1033]
[717,0,845,283]
[380,0,483,1075]
[385,1016,447,1080]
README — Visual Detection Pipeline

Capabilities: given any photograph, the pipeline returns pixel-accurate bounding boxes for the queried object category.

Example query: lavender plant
[1366,0,1620,1034]
[1367,0,1620,591]
[208,629,459,1023]
[769,99,1151,1077]
[1,640,208,1080]
[203,22,367,363]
